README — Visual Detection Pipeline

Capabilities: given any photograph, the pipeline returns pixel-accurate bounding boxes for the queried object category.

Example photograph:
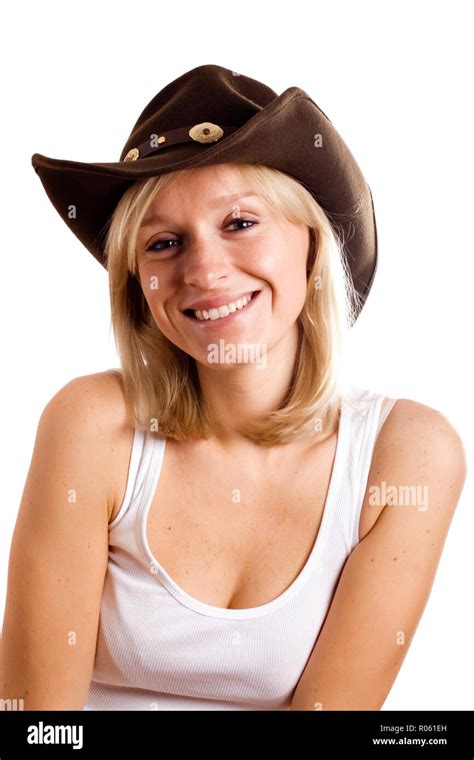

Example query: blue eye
[146,218,256,252]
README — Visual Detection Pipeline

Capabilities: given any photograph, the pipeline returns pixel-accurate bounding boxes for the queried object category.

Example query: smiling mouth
[183,290,261,321]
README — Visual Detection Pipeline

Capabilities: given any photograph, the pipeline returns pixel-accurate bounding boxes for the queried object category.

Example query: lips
[182,290,258,313]
[183,290,262,325]
[183,290,261,318]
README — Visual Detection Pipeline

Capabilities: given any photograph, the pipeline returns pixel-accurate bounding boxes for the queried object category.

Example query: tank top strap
[108,427,166,532]
[340,388,398,549]
[376,396,398,438]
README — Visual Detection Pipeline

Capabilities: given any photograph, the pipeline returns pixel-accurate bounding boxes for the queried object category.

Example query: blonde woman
[1,65,466,711]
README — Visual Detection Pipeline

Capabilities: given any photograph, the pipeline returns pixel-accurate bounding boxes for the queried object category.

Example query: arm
[1,373,121,710]
[291,399,467,710]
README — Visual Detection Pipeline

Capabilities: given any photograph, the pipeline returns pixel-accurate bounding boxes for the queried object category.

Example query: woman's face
[135,164,310,368]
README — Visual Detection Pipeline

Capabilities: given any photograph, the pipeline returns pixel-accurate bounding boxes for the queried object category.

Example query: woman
[1,65,466,711]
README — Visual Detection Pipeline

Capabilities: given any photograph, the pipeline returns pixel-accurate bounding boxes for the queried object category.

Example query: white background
[1,0,472,709]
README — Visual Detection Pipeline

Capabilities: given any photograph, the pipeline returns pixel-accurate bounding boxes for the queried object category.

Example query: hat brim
[32,87,378,318]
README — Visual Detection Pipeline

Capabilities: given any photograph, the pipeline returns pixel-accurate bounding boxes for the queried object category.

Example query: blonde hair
[104,162,362,446]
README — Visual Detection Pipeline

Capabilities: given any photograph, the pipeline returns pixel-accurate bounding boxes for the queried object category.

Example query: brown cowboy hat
[31,63,378,321]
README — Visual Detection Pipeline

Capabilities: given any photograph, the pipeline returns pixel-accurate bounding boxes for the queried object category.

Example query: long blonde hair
[104,162,361,446]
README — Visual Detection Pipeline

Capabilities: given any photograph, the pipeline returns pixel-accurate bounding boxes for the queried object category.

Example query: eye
[146,218,257,252]
[226,218,256,232]
[146,238,179,252]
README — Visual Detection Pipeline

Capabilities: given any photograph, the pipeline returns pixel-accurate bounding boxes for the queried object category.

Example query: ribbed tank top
[84,386,397,711]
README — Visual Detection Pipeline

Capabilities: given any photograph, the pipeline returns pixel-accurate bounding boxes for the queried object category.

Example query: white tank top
[84,386,397,711]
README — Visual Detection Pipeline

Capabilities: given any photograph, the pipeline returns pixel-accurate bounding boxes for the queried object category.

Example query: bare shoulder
[375,397,467,482]
[45,369,128,421]
[44,369,134,521]
[359,396,467,543]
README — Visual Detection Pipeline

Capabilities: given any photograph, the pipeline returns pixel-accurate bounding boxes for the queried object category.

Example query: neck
[195,323,301,450]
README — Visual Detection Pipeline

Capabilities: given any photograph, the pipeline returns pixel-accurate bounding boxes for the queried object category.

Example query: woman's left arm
[291,399,467,710]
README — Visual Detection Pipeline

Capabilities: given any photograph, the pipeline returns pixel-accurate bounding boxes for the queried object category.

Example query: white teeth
[194,293,253,321]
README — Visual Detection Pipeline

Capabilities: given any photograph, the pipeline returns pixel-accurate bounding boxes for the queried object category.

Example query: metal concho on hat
[123,121,227,161]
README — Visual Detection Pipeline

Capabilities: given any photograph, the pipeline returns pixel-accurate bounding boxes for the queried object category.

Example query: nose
[182,235,231,290]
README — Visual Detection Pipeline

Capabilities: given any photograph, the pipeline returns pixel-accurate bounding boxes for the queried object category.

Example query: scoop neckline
[137,399,348,620]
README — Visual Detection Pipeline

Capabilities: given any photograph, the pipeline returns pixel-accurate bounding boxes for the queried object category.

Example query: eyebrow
[139,191,261,228]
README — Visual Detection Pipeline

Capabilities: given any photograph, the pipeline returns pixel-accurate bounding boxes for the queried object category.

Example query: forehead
[139,164,266,228]
[151,163,259,204]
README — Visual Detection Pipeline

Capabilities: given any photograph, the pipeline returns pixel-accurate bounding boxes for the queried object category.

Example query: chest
[145,436,343,610]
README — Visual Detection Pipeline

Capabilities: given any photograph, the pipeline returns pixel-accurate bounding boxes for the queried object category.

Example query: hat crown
[120,64,277,161]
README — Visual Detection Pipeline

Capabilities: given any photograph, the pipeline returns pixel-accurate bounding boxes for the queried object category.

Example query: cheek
[257,240,307,307]
[255,229,306,274]
[138,276,170,330]
[139,265,167,302]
